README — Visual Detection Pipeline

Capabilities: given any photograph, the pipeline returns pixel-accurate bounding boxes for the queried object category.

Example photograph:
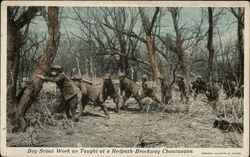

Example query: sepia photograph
[1,1,249,156]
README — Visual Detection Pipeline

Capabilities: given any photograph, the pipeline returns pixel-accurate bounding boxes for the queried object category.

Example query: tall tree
[139,7,161,78]
[206,7,215,82]
[168,8,189,81]
[8,7,60,132]
[99,7,163,78]
[230,8,244,86]
[7,6,41,132]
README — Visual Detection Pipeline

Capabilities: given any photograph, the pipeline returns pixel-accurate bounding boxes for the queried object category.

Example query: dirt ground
[7,81,243,148]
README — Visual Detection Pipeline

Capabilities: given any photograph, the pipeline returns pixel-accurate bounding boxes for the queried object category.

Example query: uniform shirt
[177,78,190,94]
[102,80,116,96]
[79,82,100,102]
[192,79,207,92]
[120,77,139,94]
[44,73,78,101]
[142,81,153,95]
[160,79,172,96]
[206,83,219,101]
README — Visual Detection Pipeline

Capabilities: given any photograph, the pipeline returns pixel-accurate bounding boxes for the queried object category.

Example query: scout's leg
[184,88,190,104]
[120,91,131,110]
[81,95,88,115]
[99,102,110,119]
[68,95,81,122]
[100,93,108,104]
[140,91,147,100]
[194,90,198,100]
[64,101,71,119]
[55,99,66,113]
[183,90,190,113]
[134,94,143,110]
[149,93,164,106]
[112,93,120,113]
[179,90,184,103]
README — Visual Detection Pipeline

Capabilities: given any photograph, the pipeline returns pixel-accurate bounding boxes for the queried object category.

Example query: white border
[1,1,249,157]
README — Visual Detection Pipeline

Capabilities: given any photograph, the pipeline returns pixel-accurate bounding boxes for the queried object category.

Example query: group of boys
[37,65,220,122]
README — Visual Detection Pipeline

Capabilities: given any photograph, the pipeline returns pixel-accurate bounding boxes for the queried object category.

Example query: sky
[26,6,239,60]
[29,7,237,38]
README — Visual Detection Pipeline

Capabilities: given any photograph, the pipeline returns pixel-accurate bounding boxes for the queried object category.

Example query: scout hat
[141,74,148,79]
[51,65,63,72]
[103,74,111,80]
[196,75,202,79]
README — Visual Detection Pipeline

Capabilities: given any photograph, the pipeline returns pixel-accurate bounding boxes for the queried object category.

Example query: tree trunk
[146,35,161,78]
[139,7,161,78]
[13,7,60,132]
[7,7,41,132]
[206,7,214,82]
[117,32,127,73]
[237,8,244,86]
[169,7,190,95]
[170,8,188,77]
[7,17,22,132]
[230,8,244,86]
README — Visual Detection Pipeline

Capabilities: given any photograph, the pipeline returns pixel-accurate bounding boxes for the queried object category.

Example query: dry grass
[7,81,243,148]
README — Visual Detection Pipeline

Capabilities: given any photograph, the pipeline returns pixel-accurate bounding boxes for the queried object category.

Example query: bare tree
[206,7,215,82]
[7,6,41,132]
[73,7,144,76]
[167,7,191,96]
[8,7,60,132]
[139,7,161,78]
[230,8,244,86]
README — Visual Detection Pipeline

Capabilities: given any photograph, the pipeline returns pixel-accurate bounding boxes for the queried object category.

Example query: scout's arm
[37,74,62,82]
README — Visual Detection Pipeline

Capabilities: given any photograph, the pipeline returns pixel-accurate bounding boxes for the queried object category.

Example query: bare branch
[15,7,41,30]
[149,7,160,32]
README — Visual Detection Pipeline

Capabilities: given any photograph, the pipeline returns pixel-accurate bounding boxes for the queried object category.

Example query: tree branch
[149,7,160,32]
[15,7,41,30]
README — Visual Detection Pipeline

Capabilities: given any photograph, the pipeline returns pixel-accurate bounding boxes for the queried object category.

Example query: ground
[7,80,243,148]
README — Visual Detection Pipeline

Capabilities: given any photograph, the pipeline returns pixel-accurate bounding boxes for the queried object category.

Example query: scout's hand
[37,74,45,80]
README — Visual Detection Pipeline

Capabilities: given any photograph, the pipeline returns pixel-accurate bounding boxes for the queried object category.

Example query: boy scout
[176,74,190,104]
[206,82,220,112]
[71,75,110,119]
[192,75,207,100]
[37,65,82,122]
[100,74,120,113]
[118,72,143,110]
[140,74,163,105]
[158,76,172,104]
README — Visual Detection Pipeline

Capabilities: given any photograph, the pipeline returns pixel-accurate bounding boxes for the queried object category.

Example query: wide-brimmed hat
[141,74,148,79]
[103,74,111,80]
[50,65,63,72]
[196,75,202,79]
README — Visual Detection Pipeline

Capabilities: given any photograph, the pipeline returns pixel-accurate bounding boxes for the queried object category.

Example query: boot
[101,104,110,119]
[120,99,126,110]
[115,103,120,113]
